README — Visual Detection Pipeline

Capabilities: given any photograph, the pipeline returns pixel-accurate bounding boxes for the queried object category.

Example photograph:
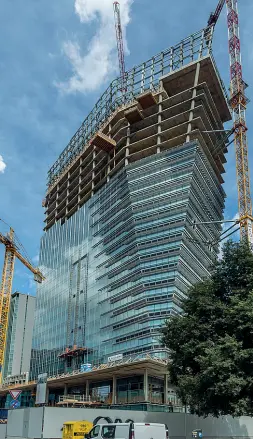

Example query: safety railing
[47,26,214,189]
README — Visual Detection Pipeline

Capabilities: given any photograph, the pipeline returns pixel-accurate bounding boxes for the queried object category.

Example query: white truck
[85,422,169,439]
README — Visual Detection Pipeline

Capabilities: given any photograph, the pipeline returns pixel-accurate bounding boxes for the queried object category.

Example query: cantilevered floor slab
[161,55,231,123]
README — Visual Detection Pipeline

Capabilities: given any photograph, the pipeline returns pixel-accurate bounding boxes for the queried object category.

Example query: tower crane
[113,1,127,92]
[208,0,253,246]
[0,219,44,383]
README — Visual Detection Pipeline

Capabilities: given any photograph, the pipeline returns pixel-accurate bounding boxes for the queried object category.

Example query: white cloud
[232,212,239,222]
[32,254,39,264]
[56,0,133,94]
[0,155,6,173]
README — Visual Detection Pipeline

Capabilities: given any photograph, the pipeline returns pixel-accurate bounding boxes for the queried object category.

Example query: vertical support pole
[160,52,164,77]
[45,387,49,405]
[66,171,71,215]
[112,375,117,404]
[191,36,194,62]
[91,148,96,196]
[186,62,200,143]
[144,369,149,402]
[64,383,68,396]
[56,183,60,212]
[157,92,163,153]
[164,373,168,404]
[78,159,82,206]
[108,123,112,139]
[41,406,45,439]
[150,57,155,90]
[184,406,187,439]
[107,125,112,183]
[180,42,183,68]
[125,123,130,166]
[107,163,111,183]
[141,63,146,94]
[85,380,89,400]
[170,47,174,73]
[113,148,116,169]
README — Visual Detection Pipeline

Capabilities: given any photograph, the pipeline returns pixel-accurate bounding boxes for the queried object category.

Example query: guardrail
[47,26,214,189]
[1,354,168,391]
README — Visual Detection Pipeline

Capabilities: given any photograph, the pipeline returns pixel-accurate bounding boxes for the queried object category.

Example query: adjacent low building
[3,292,35,385]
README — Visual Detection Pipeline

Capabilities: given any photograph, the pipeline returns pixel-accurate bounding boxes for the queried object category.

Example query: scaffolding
[47,26,228,191]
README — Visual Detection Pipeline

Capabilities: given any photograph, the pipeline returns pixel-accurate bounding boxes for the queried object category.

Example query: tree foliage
[162,241,253,417]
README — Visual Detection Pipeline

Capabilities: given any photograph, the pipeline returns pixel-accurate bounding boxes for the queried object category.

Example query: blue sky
[0,0,252,295]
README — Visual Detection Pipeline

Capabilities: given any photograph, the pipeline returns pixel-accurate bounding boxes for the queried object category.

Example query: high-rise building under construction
[31,28,231,378]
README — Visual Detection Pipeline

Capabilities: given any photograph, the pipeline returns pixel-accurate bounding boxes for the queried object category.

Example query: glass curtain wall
[31,141,224,378]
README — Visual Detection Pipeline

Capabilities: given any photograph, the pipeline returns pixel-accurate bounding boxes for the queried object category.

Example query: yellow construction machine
[62,421,93,439]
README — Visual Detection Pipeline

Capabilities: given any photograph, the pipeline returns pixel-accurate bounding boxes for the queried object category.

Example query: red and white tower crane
[113,1,127,92]
[208,0,253,246]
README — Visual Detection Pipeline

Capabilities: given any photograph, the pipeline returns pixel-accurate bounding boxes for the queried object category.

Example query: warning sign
[9,390,21,400]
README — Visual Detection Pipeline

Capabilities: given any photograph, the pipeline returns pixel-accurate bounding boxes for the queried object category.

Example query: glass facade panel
[31,142,225,378]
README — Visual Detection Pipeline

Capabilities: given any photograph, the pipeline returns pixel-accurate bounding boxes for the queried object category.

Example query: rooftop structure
[44,26,230,230]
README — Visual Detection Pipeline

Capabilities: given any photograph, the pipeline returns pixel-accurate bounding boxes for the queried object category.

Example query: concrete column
[125,145,130,166]
[56,184,60,208]
[125,123,130,166]
[85,380,89,400]
[45,387,49,405]
[107,123,113,182]
[91,149,96,196]
[112,375,117,404]
[78,176,81,205]
[164,374,168,404]
[113,148,116,169]
[64,383,68,396]
[107,164,110,183]
[157,93,163,152]
[144,369,149,402]
[186,62,200,143]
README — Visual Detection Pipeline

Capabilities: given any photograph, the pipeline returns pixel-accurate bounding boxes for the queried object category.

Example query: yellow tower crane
[0,220,44,383]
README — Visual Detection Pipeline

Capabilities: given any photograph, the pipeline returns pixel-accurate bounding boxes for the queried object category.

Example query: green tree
[162,241,253,417]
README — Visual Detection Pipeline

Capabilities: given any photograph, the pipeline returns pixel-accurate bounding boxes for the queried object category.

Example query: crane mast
[226,0,253,244]
[113,1,126,92]
[208,0,225,26]
[0,229,15,380]
[0,224,44,383]
[208,0,253,245]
